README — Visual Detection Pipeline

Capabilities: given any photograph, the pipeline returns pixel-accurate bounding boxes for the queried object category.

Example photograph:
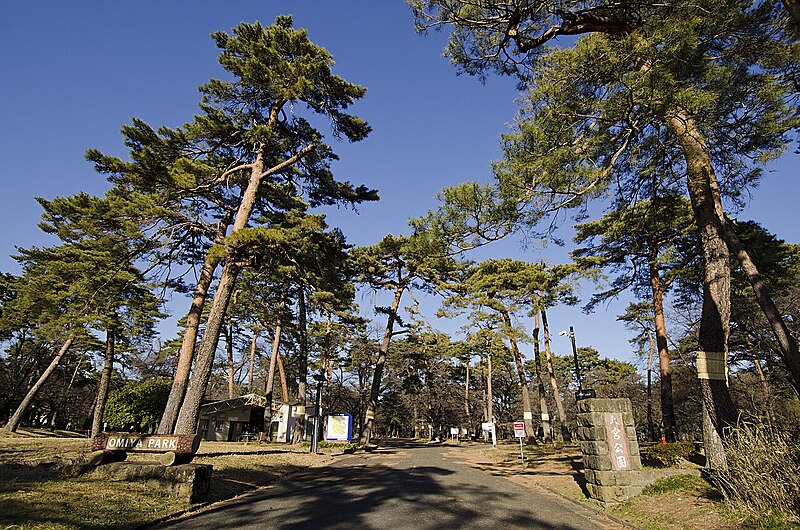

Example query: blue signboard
[325,414,353,441]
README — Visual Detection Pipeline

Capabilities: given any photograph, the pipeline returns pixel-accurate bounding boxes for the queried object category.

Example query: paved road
[158,440,626,530]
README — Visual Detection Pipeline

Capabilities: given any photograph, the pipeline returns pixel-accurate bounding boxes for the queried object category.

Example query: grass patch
[642,474,707,495]
[0,430,330,529]
[610,474,733,530]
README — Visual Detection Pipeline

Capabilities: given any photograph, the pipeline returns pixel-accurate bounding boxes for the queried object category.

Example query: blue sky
[1,2,797,371]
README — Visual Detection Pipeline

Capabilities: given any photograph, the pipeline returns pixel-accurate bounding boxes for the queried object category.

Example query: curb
[536,483,643,530]
[138,450,350,529]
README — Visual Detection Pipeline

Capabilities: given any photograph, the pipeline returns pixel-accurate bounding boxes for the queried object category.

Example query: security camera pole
[310,374,325,453]
[560,326,594,400]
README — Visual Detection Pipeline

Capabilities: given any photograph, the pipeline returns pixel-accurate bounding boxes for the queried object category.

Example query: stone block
[576,425,607,441]
[583,454,612,471]
[626,427,638,441]
[576,412,606,428]
[580,441,609,456]
[588,483,644,504]
[577,398,632,414]
[584,469,625,486]
[92,462,212,503]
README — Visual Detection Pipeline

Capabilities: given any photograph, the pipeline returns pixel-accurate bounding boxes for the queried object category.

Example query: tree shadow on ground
[162,449,596,530]
[467,450,592,500]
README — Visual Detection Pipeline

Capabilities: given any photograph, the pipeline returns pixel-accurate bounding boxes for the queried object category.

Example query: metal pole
[569,326,583,394]
[311,375,324,453]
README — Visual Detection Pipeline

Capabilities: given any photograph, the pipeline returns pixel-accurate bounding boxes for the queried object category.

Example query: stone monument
[576,397,645,504]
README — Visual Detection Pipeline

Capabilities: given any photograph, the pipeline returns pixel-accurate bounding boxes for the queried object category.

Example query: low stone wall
[92,461,213,503]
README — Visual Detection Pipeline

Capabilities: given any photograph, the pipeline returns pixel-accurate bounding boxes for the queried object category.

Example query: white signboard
[513,421,526,438]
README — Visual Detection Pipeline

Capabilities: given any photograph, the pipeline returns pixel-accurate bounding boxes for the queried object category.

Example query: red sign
[513,422,526,437]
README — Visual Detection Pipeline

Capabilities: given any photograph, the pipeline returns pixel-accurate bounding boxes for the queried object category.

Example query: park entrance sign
[92,433,201,466]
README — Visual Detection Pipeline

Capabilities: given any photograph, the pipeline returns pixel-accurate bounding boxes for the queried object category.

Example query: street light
[559,326,595,400]
[310,374,325,453]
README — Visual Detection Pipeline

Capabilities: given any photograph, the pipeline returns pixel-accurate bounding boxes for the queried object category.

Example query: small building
[269,404,320,443]
[198,394,266,442]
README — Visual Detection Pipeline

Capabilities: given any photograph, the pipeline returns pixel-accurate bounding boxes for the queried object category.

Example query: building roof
[199,393,267,415]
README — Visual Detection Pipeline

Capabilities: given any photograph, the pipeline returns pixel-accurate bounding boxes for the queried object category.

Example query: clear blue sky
[1,2,797,370]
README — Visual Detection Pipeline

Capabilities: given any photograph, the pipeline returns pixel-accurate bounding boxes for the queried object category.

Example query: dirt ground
[443,441,746,530]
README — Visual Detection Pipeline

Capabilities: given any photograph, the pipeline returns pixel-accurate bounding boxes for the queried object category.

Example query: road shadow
[451,446,592,500]
[160,451,598,530]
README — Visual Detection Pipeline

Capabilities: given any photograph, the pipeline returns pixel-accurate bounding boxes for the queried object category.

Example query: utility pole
[560,326,595,400]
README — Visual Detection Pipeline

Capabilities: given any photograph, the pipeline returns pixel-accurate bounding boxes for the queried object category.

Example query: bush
[316,441,357,452]
[104,378,172,432]
[640,441,695,467]
[711,424,800,525]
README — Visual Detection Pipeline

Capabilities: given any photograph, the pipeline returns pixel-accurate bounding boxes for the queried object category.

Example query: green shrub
[104,378,172,432]
[640,441,695,467]
[316,441,357,451]
[642,474,704,495]
[711,424,800,525]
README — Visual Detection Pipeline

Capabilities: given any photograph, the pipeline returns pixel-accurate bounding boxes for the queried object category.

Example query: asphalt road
[157,440,627,530]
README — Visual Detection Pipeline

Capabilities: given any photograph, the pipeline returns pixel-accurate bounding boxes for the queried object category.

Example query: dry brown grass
[0,429,332,529]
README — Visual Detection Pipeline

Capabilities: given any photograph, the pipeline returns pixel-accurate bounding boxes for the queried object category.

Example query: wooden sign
[603,413,631,471]
[91,433,200,466]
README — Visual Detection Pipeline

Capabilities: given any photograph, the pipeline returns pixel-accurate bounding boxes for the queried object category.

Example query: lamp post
[310,374,325,453]
[560,326,595,400]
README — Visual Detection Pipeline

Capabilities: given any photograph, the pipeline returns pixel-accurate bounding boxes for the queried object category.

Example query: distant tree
[574,196,698,441]
[352,232,461,444]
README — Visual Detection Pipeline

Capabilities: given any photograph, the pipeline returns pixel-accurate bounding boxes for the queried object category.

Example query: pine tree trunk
[501,309,535,441]
[292,287,308,444]
[157,214,230,434]
[91,327,115,437]
[264,289,287,435]
[173,138,284,435]
[225,324,235,399]
[464,359,471,432]
[649,266,677,442]
[486,339,494,425]
[247,330,258,391]
[360,285,404,445]
[722,220,800,397]
[533,314,552,443]
[324,313,334,408]
[5,335,75,432]
[665,109,738,468]
[646,330,655,443]
[276,350,289,403]
[173,260,242,434]
[541,309,570,442]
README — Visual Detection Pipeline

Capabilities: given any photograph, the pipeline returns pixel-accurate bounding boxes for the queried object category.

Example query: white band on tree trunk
[696,350,728,382]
